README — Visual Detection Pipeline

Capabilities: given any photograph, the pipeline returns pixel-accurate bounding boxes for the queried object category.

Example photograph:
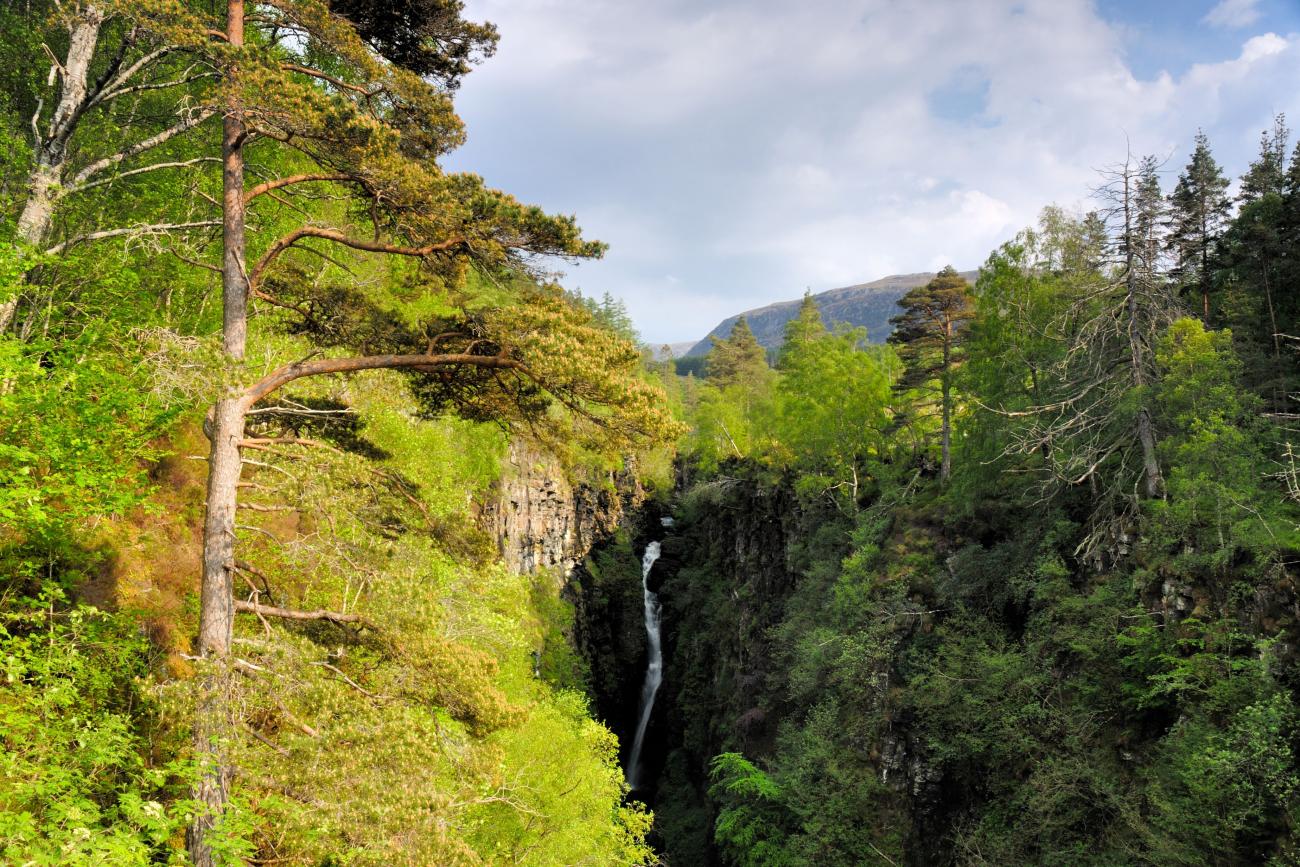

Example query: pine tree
[186,0,676,857]
[1240,114,1290,203]
[1167,131,1232,320]
[1284,141,1300,245]
[706,316,768,389]
[1213,126,1299,413]
[888,266,975,481]
[1133,155,1167,282]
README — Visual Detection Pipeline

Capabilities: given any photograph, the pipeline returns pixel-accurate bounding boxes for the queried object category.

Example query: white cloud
[1204,0,1262,30]
[450,0,1300,342]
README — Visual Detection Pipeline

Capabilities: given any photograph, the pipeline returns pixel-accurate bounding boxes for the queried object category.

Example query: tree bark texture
[940,328,952,482]
[189,396,245,867]
[190,1,248,861]
[221,0,248,361]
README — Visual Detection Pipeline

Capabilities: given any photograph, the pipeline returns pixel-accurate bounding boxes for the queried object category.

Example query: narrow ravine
[626,539,662,791]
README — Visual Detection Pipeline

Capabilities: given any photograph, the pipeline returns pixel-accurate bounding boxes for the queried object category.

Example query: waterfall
[626,537,664,791]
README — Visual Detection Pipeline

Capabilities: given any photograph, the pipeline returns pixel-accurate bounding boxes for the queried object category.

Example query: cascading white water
[626,539,664,791]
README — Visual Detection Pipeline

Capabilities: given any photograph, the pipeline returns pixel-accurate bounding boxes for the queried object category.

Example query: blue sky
[445,0,1300,344]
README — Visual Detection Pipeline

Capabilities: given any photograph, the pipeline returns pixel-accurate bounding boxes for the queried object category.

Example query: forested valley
[4,1,1300,866]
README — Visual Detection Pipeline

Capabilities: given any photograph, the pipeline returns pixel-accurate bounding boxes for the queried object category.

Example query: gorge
[5,0,1300,863]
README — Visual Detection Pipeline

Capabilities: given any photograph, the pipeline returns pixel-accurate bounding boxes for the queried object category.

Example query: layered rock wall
[481,442,643,575]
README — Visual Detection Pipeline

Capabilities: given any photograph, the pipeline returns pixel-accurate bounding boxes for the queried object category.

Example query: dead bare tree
[984,154,1182,563]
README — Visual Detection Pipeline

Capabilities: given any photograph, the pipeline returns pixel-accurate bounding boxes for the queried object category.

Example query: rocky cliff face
[645,475,821,858]
[646,473,950,864]
[480,442,645,576]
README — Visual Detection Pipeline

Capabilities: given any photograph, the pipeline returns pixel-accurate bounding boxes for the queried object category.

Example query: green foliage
[9,7,1300,861]
[666,273,1300,865]
[1148,318,1298,569]
[573,290,641,344]
[681,295,896,506]
[0,333,176,548]
[1168,130,1233,315]
[685,379,769,472]
[888,265,974,478]
[709,753,796,867]
[0,591,193,864]
[888,265,975,391]
[706,317,770,390]
[142,358,653,864]
[771,321,892,504]
[1239,114,1290,204]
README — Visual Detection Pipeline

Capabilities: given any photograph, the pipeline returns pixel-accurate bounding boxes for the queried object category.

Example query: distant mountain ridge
[684,270,978,357]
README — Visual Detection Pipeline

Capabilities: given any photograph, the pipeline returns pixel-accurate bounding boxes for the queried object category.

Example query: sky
[444,0,1300,345]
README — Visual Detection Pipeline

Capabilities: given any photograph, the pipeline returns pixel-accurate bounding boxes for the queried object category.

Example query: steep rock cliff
[480,442,659,759]
[480,442,644,576]
[647,474,826,859]
[644,471,950,864]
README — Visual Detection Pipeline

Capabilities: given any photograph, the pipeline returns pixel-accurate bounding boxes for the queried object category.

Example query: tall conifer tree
[186,0,677,858]
[706,316,768,389]
[888,266,974,481]
[1240,114,1290,203]
[1167,131,1231,319]
[778,291,826,368]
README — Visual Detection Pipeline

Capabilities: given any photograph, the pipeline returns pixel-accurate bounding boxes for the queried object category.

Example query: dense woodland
[646,116,1300,865]
[4,1,1300,866]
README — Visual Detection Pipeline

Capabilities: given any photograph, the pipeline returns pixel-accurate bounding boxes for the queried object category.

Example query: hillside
[684,270,978,356]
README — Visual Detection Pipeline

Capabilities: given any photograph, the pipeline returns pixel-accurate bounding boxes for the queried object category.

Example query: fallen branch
[239,502,294,512]
[44,220,222,255]
[234,599,370,627]
[273,697,320,738]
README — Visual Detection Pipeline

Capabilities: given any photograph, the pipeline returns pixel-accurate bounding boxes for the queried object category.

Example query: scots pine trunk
[189,0,247,861]
[189,397,244,866]
[220,0,248,364]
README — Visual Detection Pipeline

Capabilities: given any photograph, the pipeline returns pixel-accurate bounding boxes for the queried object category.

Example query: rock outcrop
[481,442,644,575]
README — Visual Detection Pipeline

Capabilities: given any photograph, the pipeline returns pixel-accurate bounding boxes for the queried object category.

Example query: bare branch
[93,71,217,106]
[29,97,43,145]
[249,226,465,288]
[86,47,173,109]
[238,502,294,512]
[311,661,383,698]
[44,220,222,255]
[241,721,290,757]
[169,248,222,273]
[69,108,216,185]
[63,157,222,197]
[234,599,370,626]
